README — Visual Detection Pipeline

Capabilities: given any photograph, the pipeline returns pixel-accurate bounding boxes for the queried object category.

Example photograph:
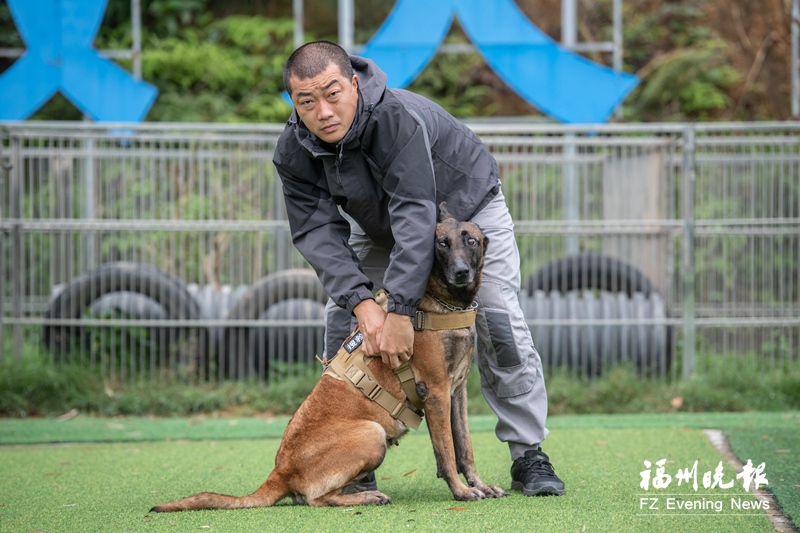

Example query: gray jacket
[273,56,499,316]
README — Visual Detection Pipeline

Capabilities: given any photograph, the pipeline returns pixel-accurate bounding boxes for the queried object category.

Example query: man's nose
[317,101,334,120]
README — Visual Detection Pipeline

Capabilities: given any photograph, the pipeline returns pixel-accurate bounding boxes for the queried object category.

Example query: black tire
[42,262,204,376]
[521,289,672,378]
[526,252,656,297]
[261,298,326,364]
[221,269,327,380]
[524,253,672,376]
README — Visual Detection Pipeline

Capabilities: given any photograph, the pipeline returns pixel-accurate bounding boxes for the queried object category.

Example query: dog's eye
[467,237,477,246]
[437,240,448,248]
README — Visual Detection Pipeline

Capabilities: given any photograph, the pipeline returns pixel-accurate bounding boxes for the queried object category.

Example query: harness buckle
[390,402,406,418]
[350,369,381,400]
[366,383,383,401]
[414,310,425,331]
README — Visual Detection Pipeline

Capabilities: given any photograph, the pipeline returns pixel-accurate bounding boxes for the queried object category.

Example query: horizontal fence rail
[2,121,799,382]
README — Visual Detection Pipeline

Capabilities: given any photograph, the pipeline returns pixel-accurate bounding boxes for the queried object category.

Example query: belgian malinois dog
[151,203,506,511]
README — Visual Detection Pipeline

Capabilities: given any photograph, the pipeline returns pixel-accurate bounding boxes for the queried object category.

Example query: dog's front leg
[450,379,507,498]
[423,383,487,501]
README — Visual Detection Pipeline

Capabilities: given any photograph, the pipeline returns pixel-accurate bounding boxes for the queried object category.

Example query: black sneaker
[341,471,378,494]
[510,450,565,496]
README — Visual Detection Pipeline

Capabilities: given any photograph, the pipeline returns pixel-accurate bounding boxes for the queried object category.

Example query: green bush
[3,346,798,419]
[0,351,104,417]
[139,16,294,122]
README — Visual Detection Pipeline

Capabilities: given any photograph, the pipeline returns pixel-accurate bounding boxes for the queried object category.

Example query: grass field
[1,412,796,533]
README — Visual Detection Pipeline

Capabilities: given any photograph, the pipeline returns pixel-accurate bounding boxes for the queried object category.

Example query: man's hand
[353,299,386,357]
[379,312,414,368]
[353,299,414,368]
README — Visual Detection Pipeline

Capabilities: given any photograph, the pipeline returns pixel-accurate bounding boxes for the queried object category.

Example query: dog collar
[414,294,478,331]
[426,293,479,312]
[413,308,477,331]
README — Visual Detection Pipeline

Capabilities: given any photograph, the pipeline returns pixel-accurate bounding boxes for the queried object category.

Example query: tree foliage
[621,2,744,121]
[143,18,293,122]
[100,11,294,123]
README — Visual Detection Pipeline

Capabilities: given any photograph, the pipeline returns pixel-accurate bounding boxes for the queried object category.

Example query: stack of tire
[218,269,327,380]
[522,253,673,377]
[42,254,671,381]
[42,262,204,377]
[42,264,328,381]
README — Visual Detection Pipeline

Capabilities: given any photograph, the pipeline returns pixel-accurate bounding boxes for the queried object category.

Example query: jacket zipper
[334,142,344,184]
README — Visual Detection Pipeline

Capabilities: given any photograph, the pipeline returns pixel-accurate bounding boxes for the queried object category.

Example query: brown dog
[151,203,506,511]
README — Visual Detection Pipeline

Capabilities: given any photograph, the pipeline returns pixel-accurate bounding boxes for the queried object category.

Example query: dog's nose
[453,267,470,284]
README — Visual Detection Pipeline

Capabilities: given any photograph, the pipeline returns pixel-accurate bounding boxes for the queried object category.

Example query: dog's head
[432,202,489,297]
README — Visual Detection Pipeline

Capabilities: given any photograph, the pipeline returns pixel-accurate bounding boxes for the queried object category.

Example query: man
[273,40,564,497]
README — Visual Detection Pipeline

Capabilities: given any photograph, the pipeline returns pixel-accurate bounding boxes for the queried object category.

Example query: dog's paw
[453,486,486,501]
[361,491,392,505]
[479,484,508,498]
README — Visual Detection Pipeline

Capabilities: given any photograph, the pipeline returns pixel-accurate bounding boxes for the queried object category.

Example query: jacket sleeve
[362,100,438,316]
[273,146,375,313]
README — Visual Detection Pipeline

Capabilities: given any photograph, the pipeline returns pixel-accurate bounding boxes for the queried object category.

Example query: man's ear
[352,74,359,91]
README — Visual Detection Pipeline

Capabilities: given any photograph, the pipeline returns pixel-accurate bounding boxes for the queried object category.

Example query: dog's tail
[150,472,289,513]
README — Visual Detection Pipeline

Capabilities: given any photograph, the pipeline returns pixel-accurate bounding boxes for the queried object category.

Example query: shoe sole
[511,481,566,496]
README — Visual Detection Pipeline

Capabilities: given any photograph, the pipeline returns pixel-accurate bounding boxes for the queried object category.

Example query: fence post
[681,126,696,378]
[792,0,799,117]
[563,132,579,255]
[84,134,96,267]
[0,131,6,359]
[10,133,23,360]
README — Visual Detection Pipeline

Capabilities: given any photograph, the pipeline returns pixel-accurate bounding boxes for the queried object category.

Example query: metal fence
[1,121,798,382]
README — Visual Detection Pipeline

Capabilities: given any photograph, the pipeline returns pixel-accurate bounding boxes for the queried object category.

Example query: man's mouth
[321,124,338,134]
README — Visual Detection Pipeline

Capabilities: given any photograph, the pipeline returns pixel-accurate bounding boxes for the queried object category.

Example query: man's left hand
[379,312,414,369]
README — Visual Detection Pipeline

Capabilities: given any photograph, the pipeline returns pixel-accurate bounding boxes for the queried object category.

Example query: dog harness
[324,329,425,429]
[322,290,477,431]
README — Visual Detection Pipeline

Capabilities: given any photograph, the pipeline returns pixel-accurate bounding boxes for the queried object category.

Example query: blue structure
[359,0,638,123]
[0,0,157,122]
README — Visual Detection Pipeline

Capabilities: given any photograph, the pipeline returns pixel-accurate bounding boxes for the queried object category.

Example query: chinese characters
[640,459,768,492]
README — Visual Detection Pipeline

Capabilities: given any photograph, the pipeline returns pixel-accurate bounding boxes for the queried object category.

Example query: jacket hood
[350,55,387,110]
[289,56,388,155]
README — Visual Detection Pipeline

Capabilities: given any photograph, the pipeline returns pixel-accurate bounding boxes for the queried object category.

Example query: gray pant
[323,190,549,459]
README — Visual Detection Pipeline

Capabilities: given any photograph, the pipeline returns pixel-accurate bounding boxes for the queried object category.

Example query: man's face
[290,63,359,145]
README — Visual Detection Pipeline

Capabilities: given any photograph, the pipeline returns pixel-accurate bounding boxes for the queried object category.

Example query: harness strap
[320,289,477,431]
[413,308,477,331]
[324,329,423,430]
[376,288,424,410]
[393,361,424,411]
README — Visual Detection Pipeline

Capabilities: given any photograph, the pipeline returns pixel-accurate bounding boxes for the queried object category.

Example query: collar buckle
[413,310,425,331]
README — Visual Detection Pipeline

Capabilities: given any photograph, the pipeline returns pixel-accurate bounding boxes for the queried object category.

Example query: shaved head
[283,41,354,96]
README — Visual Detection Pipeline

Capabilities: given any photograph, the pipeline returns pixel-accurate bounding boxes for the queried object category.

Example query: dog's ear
[481,234,489,256]
[438,202,453,222]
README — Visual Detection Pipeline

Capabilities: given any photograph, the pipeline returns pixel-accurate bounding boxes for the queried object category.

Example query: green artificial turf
[1,411,791,445]
[2,413,790,533]
[0,415,294,445]
[726,416,800,529]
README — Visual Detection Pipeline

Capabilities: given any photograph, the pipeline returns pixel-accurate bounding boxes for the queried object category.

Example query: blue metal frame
[0,0,157,122]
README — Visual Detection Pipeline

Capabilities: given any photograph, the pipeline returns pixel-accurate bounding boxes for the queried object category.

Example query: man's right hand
[353,298,386,358]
